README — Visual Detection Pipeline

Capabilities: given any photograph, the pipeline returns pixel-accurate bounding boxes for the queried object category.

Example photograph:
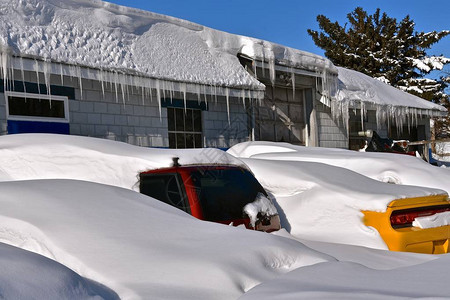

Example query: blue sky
[107,0,449,71]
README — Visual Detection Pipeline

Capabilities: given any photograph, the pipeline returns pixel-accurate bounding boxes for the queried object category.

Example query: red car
[139,159,281,232]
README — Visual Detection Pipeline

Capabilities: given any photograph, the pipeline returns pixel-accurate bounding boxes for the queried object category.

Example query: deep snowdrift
[228,141,450,194]
[0,133,243,189]
[0,242,119,299]
[0,179,332,299]
[240,158,445,249]
[1,134,450,299]
[240,255,450,300]
[0,134,446,250]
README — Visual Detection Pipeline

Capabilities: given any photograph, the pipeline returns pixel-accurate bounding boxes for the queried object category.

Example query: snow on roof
[336,67,446,112]
[0,0,336,96]
[333,67,447,127]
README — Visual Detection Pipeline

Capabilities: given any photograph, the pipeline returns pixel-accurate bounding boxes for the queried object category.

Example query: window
[167,107,202,148]
[139,173,191,213]
[189,168,267,222]
[5,91,69,122]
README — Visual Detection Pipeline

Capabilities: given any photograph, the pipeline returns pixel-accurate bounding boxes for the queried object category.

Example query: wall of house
[203,98,250,148]
[0,70,250,148]
[315,102,348,148]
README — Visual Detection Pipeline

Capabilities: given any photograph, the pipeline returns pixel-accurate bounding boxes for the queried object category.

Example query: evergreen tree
[307,7,450,106]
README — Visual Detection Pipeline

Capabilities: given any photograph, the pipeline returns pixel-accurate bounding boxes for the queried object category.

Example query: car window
[139,173,191,213]
[189,168,266,222]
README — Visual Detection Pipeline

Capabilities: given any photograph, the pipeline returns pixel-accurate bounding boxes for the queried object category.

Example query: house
[0,0,446,150]
[334,67,447,150]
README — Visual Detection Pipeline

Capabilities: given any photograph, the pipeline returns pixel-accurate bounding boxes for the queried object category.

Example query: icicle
[125,75,130,102]
[225,87,230,125]
[19,57,26,92]
[34,59,41,94]
[59,63,64,86]
[261,48,266,78]
[360,101,365,131]
[202,84,208,105]
[156,79,161,120]
[205,85,212,109]
[269,56,275,87]
[113,71,119,103]
[182,82,187,112]
[291,70,295,100]
[162,80,166,101]
[241,89,246,109]
[252,60,257,79]
[77,66,83,100]
[43,60,51,96]
[120,80,126,105]
[196,84,201,104]
[10,64,15,91]
[100,68,105,100]
[1,51,10,93]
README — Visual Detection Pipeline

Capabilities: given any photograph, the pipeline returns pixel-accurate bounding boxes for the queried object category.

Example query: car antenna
[172,157,181,167]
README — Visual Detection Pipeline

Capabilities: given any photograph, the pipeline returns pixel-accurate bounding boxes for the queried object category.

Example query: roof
[0,0,336,97]
[336,67,447,113]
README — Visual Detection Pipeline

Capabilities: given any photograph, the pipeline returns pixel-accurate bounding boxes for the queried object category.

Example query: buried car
[363,195,450,254]
[139,158,281,232]
[237,157,450,254]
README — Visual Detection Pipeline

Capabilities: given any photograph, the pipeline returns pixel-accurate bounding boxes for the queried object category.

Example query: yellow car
[363,194,450,254]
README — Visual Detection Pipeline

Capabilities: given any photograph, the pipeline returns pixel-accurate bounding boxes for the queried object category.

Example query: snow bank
[1,135,445,251]
[0,242,118,299]
[0,133,243,189]
[228,141,450,194]
[0,179,332,299]
[239,157,444,250]
[240,254,450,299]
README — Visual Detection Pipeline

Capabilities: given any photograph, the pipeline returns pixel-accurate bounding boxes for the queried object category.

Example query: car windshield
[189,167,267,222]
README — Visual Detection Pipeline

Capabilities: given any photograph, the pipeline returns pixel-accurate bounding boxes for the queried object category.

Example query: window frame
[167,107,203,149]
[5,91,70,123]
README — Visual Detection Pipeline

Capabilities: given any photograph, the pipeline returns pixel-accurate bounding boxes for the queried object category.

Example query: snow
[228,141,450,194]
[1,134,450,299]
[334,66,447,129]
[0,133,244,189]
[0,179,332,300]
[0,242,119,299]
[240,255,450,300]
[433,142,450,163]
[244,193,278,227]
[413,211,450,229]
[0,0,336,99]
[239,157,444,250]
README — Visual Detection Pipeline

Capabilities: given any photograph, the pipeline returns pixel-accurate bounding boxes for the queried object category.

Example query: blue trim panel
[161,98,207,111]
[7,120,70,134]
[0,79,75,99]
